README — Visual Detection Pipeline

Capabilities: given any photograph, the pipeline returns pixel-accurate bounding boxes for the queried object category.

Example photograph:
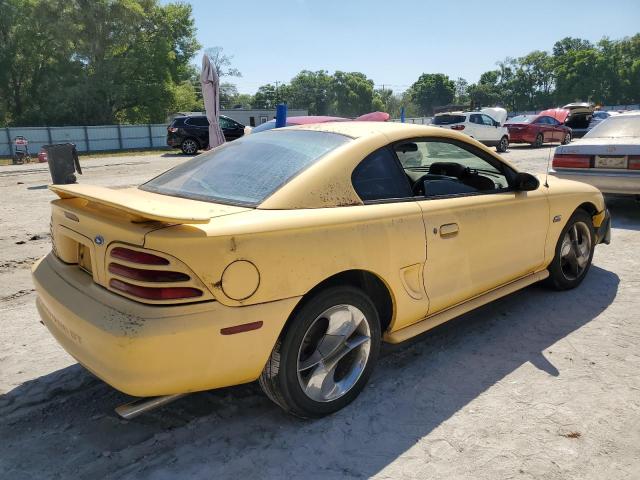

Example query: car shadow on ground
[161,152,198,158]
[0,264,620,479]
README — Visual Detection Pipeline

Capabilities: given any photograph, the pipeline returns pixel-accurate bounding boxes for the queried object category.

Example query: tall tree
[331,71,379,116]
[287,70,333,114]
[409,73,455,115]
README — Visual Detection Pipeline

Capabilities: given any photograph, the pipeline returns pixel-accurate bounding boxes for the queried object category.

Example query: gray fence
[0,124,168,157]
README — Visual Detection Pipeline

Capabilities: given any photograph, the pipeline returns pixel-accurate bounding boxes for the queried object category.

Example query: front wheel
[259,286,381,418]
[496,136,509,153]
[561,132,572,145]
[545,209,595,290]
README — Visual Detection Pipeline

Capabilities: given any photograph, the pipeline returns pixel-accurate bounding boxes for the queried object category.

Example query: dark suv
[167,115,245,154]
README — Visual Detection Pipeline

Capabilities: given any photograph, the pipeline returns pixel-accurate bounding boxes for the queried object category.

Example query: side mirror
[514,172,540,191]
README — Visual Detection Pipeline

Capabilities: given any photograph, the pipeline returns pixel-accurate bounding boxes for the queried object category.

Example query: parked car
[540,103,595,138]
[167,114,245,154]
[505,114,572,147]
[248,111,390,134]
[550,111,640,195]
[431,108,510,152]
[33,122,610,419]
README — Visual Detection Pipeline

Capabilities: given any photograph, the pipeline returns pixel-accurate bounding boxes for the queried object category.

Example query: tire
[180,138,199,155]
[545,209,595,290]
[533,133,544,148]
[561,132,572,145]
[259,286,381,418]
[496,136,509,153]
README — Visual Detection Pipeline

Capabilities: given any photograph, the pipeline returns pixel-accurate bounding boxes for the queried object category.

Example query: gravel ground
[0,145,639,479]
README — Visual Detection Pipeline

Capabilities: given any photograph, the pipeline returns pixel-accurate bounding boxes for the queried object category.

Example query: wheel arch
[285,269,395,335]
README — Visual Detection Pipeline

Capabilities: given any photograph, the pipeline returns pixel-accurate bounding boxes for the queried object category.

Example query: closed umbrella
[200,54,226,149]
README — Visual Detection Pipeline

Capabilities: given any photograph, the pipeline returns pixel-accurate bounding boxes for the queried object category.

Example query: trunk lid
[48,184,250,288]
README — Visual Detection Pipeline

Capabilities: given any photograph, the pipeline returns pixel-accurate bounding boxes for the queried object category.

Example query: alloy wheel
[182,139,198,155]
[296,304,371,403]
[560,221,592,281]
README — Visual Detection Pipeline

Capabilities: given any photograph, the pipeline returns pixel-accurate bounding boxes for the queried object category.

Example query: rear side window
[432,114,466,125]
[469,114,483,124]
[352,148,412,201]
[186,116,209,127]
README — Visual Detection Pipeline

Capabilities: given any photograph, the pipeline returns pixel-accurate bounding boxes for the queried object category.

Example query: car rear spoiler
[49,184,216,224]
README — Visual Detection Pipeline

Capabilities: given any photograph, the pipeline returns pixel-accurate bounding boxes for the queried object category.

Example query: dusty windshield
[585,116,640,138]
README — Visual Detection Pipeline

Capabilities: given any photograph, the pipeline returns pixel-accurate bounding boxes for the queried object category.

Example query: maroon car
[505,113,572,147]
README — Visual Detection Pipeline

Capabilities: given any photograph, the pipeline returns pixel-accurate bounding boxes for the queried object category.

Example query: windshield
[141,130,350,206]
[506,115,535,124]
[584,115,640,138]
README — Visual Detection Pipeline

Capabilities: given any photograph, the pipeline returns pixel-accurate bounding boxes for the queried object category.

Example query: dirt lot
[1,145,639,479]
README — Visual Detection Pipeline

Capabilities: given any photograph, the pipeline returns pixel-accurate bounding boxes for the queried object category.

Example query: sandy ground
[0,145,639,479]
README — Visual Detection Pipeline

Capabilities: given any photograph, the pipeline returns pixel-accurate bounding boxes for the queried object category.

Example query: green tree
[331,71,378,117]
[287,70,334,114]
[252,83,291,109]
[0,0,200,126]
[409,73,455,115]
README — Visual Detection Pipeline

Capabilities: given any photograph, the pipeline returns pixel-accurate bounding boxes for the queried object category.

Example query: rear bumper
[550,168,640,195]
[32,253,300,397]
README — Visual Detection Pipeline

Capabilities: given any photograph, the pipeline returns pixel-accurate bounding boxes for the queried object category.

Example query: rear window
[585,116,640,138]
[432,114,466,125]
[506,115,535,124]
[141,130,350,206]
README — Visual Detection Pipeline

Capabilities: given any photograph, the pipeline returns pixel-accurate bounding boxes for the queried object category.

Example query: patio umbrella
[200,53,226,149]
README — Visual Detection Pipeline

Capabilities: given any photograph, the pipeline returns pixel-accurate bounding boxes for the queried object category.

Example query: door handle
[440,223,459,237]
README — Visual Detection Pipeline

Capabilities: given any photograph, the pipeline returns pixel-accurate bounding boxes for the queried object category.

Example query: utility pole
[274,80,281,106]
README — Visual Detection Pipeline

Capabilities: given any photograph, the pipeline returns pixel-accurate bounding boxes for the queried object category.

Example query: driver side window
[394,140,510,198]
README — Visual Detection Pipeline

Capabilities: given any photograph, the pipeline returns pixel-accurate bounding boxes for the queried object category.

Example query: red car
[505,113,572,147]
[249,112,390,134]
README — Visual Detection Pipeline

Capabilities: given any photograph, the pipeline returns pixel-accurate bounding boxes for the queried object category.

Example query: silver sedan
[550,111,640,196]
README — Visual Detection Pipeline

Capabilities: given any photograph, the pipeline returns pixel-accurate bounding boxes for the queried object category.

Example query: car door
[481,114,502,143]
[547,117,563,141]
[468,114,484,140]
[535,116,554,142]
[394,138,550,315]
[186,116,210,147]
[219,116,244,141]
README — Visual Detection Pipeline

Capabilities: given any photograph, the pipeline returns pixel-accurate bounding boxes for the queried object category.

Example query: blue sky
[177,0,640,94]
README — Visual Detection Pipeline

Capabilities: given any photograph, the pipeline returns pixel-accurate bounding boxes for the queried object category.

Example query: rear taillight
[168,127,178,133]
[111,247,169,265]
[451,125,465,131]
[552,154,591,168]
[107,246,208,302]
[109,279,202,300]
[108,263,190,282]
[629,156,640,170]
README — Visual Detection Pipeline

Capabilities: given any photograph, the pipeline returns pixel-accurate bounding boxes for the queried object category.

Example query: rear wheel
[259,286,381,418]
[180,138,199,155]
[496,136,509,153]
[533,133,544,148]
[546,209,595,290]
[561,132,572,145]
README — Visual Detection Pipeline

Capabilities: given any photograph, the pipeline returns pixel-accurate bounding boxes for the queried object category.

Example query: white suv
[432,108,510,152]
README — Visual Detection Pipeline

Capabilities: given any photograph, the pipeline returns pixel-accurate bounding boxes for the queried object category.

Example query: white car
[431,108,510,152]
[550,111,640,195]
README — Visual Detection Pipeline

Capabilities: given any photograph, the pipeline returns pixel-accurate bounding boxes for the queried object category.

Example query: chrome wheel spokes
[297,305,371,402]
[560,222,592,281]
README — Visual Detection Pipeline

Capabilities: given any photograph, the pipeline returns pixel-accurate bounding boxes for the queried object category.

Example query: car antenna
[544,147,551,188]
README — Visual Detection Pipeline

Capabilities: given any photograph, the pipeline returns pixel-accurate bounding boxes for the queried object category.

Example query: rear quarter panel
[144,202,431,332]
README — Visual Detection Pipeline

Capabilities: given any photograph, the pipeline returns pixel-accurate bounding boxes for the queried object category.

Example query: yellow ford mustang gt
[32,122,610,418]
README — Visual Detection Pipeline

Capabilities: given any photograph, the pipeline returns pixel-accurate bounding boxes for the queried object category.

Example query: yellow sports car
[32,122,611,418]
